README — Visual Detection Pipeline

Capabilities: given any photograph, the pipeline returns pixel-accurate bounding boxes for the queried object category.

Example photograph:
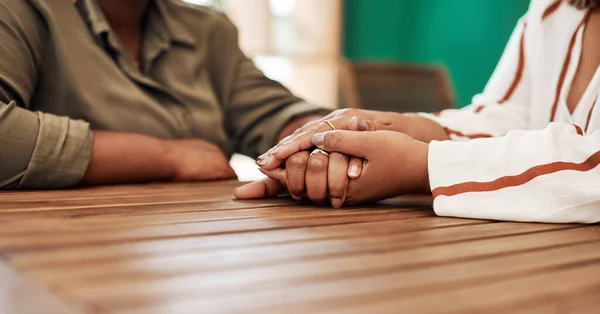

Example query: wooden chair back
[340,61,454,113]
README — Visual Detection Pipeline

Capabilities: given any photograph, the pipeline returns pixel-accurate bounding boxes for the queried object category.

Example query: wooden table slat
[0,182,598,314]
[115,258,600,314]
[17,222,569,279]
[53,233,600,308]
[13,217,484,269]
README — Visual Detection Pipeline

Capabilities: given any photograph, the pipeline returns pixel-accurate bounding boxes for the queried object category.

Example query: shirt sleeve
[214,15,329,158]
[0,0,93,189]
[419,15,531,140]
[429,123,600,224]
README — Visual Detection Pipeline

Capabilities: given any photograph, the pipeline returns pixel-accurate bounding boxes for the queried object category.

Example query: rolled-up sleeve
[0,101,92,189]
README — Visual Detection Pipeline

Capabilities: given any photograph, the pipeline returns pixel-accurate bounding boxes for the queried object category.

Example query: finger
[256,121,326,169]
[233,178,285,199]
[261,119,346,170]
[327,152,349,208]
[349,116,378,131]
[347,157,363,179]
[258,130,316,170]
[285,151,310,200]
[264,132,299,157]
[305,149,329,205]
[271,110,350,149]
[258,167,286,183]
[312,130,380,157]
[277,134,294,146]
[274,118,340,157]
[264,128,319,169]
[275,119,322,146]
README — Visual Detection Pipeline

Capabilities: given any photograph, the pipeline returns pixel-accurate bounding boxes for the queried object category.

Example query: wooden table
[1,181,599,314]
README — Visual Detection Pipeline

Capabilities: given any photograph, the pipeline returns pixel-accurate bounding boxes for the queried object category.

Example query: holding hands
[256,109,402,170]
[234,109,433,207]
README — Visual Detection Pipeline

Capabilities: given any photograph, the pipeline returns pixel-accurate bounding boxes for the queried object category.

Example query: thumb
[258,167,287,184]
[234,178,285,199]
[311,130,376,157]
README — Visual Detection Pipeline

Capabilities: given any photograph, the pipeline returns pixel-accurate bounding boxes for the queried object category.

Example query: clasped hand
[235,109,431,207]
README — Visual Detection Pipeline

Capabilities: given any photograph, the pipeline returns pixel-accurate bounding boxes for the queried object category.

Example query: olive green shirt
[0,0,326,189]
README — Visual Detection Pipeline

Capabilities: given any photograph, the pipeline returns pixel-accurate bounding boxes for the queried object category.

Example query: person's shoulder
[528,0,560,10]
[0,0,47,42]
[527,0,566,20]
[1,0,42,22]
[164,0,237,33]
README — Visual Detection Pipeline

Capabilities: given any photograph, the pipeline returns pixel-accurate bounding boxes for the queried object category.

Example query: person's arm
[211,14,329,159]
[80,131,174,186]
[429,123,600,224]
[228,54,329,158]
[81,131,236,186]
[0,100,235,189]
[307,118,600,224]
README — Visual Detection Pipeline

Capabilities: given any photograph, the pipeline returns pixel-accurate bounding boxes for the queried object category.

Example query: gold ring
[324,120,336,130]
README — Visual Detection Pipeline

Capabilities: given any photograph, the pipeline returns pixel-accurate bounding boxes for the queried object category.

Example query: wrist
[381,112,421,139]
[367,111,407,133]
[396,113,416,134]
[401,114,450,142]
[161,139,179,180]
[419,142,431,193]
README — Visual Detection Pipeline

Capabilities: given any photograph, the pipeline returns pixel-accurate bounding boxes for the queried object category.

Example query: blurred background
[185,0,528,108]
[184,0,528,179]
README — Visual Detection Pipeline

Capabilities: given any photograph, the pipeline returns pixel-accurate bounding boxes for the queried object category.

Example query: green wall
[343,0,529,107]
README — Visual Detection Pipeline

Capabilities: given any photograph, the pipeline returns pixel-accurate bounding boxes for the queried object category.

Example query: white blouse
[423,0,600,223]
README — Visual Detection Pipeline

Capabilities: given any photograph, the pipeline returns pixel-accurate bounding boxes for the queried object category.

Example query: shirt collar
[77,0,111,38]
[77,0,197,48]
[155,0,197,48]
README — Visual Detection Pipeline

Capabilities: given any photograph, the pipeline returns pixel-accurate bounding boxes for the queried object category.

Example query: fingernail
[312,133,325,147]
[331,198,343,208]
[349,116,359,130]
[348,165,360,178]
[256,154,270,166]
[233,188,242,199]
[357,119,369,131]
[292,195,302,201]
[256,154,265,165]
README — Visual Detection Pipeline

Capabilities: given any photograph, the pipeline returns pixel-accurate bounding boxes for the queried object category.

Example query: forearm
[429,124,600,223]
[80,131,174,186]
